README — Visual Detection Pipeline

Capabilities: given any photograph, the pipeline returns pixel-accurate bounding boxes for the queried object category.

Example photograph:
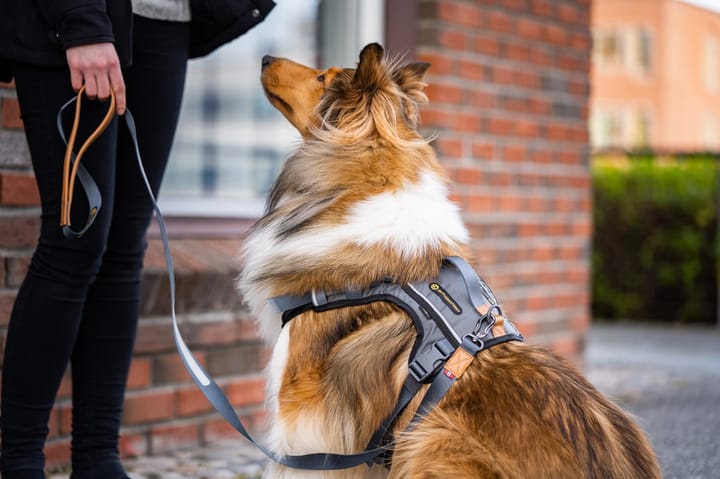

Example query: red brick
[0,290,16,327]
[122,389,175,425]
[58,403,73,436]
[439,30,466,50]
[1,97,23,129]
[0,215,39,249]
[516,18,544,40]
[486,10,514,33]
[486,118,514,135]
[0,172,39,206]
[457,61,484,82]
[532,0,554,17]
[417,53,453,76]
[6,255,30,287]
[176,385,214,417]
[453,112,481,133]
[454,167,482,185]
[491,65,515,84]
[133,320,175,354]
[475,35,500,56]
[425,82,464,104]
[150,422,201,454]
[472,141,494,159]
[120,431,149,459]
[557,4,580,23]
[435,138,462,158]
[472,91,496,109]
[227,376,266,408]
[467,193,494,213]
[127,357,152,389]
[57,373,72,399]
[44,440,71,472]
[154,351,205,385]
[503,145,526,162]
[47,406,62,439]
[439,2,483,28]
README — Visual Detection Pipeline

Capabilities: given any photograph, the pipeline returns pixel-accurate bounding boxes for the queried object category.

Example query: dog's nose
[261,55,276,70]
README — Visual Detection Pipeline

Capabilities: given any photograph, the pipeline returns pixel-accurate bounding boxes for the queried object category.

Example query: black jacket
[0,0,133,81]
[0,0,275,82]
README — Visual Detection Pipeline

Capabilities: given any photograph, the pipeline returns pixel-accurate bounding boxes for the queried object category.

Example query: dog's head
[261,43,430,142]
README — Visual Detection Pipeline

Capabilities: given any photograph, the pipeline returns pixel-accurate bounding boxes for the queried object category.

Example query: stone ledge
[142,238,245,316]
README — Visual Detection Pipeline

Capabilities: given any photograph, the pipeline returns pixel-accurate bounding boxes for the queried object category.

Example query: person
[0,1,274,478]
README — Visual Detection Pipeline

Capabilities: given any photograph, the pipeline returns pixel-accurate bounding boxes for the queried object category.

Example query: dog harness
[267,255,524,468]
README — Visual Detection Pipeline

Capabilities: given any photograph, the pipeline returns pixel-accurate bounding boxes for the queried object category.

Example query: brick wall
[0,0,593,470]
[413,0,592,356]
[0,78,266,468]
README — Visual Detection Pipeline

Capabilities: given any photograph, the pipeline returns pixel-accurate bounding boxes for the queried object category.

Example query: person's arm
[41,0,126,114]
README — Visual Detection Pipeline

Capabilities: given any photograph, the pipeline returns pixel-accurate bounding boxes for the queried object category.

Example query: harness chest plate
[269,256,523,380]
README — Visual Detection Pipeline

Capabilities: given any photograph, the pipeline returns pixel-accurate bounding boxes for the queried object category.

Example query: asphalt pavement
[585,322,720,479]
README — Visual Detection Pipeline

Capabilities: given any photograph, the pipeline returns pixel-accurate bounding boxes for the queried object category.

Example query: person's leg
[0,65,118,478]
[68,15,189,478]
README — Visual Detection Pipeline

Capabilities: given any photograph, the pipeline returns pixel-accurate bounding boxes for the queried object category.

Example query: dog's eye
[317,74,326,82]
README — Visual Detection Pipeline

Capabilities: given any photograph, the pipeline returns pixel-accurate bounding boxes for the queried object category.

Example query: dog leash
[58,85,113,238]
[58,89,389,471]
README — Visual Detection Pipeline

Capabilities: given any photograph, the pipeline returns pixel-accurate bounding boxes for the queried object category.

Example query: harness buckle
[408,338,455,382]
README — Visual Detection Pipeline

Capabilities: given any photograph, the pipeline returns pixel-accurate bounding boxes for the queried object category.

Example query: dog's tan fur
[239,44,661,478]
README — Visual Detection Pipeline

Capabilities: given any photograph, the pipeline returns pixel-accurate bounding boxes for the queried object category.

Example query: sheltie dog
[237,43,661,478]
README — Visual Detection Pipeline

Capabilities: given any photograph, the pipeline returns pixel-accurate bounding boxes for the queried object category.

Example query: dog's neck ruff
[268,256,524,467]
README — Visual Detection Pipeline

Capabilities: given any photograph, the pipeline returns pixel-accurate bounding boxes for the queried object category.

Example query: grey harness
[268,256,524,467]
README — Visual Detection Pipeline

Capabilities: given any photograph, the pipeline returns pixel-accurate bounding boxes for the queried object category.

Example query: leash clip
[464,304,502,348]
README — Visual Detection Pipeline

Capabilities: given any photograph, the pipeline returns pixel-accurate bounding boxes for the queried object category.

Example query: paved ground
[50,322,720,478]
[585,322,720,479]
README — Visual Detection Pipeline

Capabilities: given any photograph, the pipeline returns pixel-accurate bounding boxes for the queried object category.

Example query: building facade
[0,0,592,469]
[591,0,720,151]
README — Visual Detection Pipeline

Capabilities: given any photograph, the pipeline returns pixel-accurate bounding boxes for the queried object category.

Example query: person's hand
[66,43,126,115]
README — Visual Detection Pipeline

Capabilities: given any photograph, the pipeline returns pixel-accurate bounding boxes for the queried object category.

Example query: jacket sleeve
[40,0,116,50]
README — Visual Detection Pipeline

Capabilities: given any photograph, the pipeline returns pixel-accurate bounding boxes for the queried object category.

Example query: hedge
[592,155,718,324]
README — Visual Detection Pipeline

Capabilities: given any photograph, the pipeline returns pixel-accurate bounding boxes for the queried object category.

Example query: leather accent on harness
[268,256,523,466]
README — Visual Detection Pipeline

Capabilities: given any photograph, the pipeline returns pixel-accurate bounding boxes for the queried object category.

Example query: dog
[237,43,661,479]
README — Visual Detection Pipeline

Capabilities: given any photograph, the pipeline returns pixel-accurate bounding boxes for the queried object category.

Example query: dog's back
[391,342,659,478]
[240,43,661,479]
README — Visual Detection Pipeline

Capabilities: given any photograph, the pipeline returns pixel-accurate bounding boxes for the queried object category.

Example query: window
[159,0,385,218]
[593,29,625,69]
[634,28,651,75]
[593,27,651,76]
[631,109,650,148]
[703,35,719,94]
[590,109,625,149]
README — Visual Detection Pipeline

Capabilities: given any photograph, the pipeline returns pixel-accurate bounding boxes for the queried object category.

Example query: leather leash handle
[60,85,116,229]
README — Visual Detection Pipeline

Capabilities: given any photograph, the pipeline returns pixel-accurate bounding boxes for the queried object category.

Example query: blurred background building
[591,0,720,151]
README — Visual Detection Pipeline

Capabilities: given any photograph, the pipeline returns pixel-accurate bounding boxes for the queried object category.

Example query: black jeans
[1,16,188,476]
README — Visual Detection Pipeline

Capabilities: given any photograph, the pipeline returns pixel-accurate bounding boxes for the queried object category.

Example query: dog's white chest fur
[239,170,468,342]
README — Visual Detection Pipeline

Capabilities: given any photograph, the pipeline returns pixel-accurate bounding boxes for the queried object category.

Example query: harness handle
[58,86,115,238]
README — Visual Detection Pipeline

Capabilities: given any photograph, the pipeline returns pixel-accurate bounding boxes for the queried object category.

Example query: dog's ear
[394,61,431,109]
[393,61,430,92]
[353,43,385,90]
